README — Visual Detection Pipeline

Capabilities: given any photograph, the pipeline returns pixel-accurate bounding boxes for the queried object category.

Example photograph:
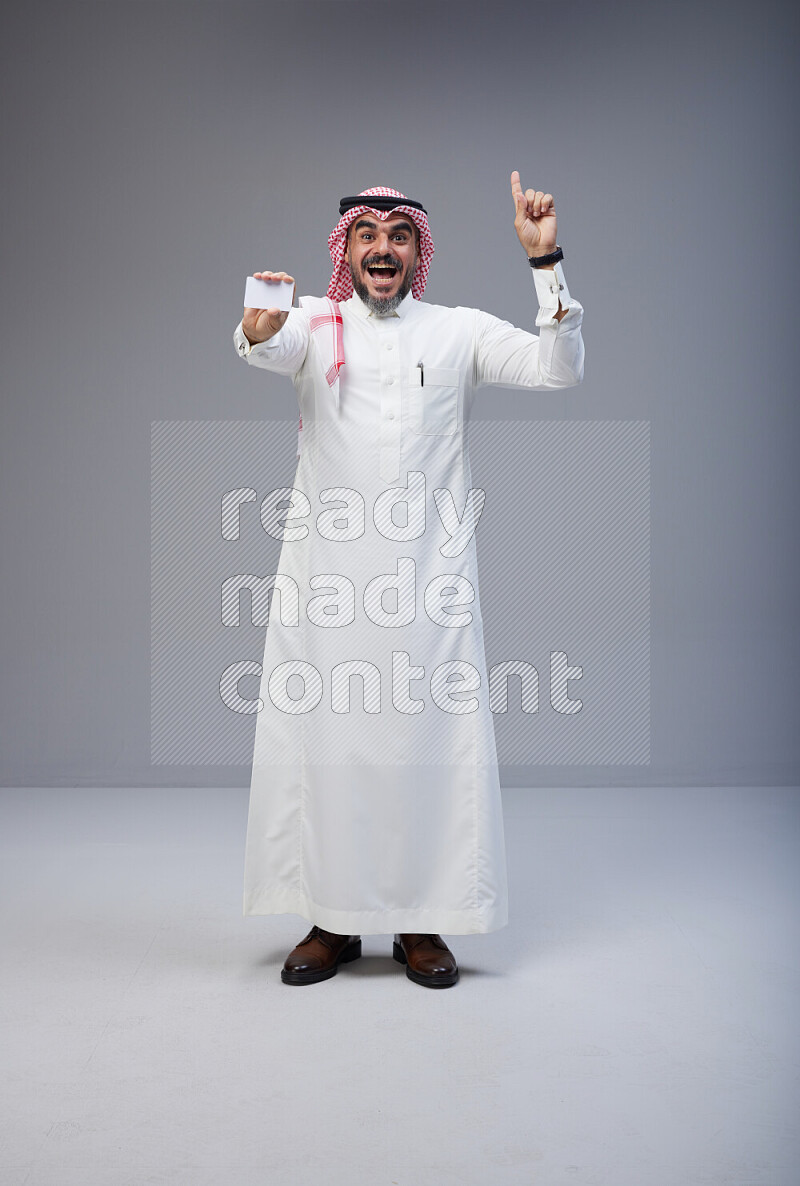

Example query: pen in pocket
[418,361,424,387]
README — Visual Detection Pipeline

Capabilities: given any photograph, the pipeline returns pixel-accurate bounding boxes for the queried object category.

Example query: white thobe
[233,261,584,935]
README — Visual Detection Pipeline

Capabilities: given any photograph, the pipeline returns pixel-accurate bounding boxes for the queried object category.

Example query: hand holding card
[242,270,296,346]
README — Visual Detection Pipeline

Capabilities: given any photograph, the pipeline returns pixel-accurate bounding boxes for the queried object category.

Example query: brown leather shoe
[281,926,362,985]
[393,933,459,988]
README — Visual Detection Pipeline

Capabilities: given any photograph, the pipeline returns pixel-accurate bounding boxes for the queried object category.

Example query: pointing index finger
[510,169,524,203]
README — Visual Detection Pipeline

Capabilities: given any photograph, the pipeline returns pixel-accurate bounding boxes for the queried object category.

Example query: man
[233,172,584,988]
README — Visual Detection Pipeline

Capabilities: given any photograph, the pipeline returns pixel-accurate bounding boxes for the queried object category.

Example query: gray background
[1,0,797,787]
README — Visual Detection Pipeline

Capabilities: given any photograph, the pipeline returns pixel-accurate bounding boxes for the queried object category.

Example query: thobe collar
[346,288,418,321]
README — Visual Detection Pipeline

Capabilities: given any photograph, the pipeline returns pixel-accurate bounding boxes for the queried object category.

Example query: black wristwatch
[528,246,564,268]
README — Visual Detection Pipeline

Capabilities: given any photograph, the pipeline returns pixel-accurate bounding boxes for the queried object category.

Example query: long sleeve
[474,261,585,390]
[233,307,311,377]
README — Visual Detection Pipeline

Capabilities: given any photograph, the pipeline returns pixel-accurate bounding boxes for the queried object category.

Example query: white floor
[0,785,797,1186]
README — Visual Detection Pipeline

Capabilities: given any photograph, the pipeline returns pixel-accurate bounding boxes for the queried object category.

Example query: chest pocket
[408,366,460,436]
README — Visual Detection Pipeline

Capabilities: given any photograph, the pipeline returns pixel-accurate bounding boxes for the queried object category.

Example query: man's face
[344,214,419,314]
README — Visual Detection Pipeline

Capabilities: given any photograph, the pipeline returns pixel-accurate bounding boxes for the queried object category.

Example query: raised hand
[510,170,557,258]
[242,271,296,345]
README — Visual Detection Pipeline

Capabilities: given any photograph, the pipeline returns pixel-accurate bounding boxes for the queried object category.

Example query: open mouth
[365,261,400,287]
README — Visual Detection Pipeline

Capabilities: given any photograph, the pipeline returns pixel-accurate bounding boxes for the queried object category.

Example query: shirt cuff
[234,320,253,357]
[234,319,287,359]
[533,260,572,326]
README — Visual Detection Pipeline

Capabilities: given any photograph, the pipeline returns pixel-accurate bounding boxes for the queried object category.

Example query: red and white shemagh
[296,188,434,450]
[326,185,435,302]
[297,295,346,416]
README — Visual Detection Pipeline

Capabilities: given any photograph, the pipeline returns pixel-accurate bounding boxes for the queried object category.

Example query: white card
[244,276,294,311]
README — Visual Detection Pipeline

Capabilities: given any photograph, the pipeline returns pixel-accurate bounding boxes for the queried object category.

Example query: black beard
[350,256,416,315]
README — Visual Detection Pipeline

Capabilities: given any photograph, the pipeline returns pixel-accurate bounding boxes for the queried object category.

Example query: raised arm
[510,169,567,323]
[474,171,584,389]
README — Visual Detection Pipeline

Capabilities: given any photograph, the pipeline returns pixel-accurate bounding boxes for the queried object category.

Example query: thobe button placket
[377,323,401,483]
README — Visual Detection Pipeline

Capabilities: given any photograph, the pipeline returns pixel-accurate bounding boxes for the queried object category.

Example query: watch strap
[529,245,564,268]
